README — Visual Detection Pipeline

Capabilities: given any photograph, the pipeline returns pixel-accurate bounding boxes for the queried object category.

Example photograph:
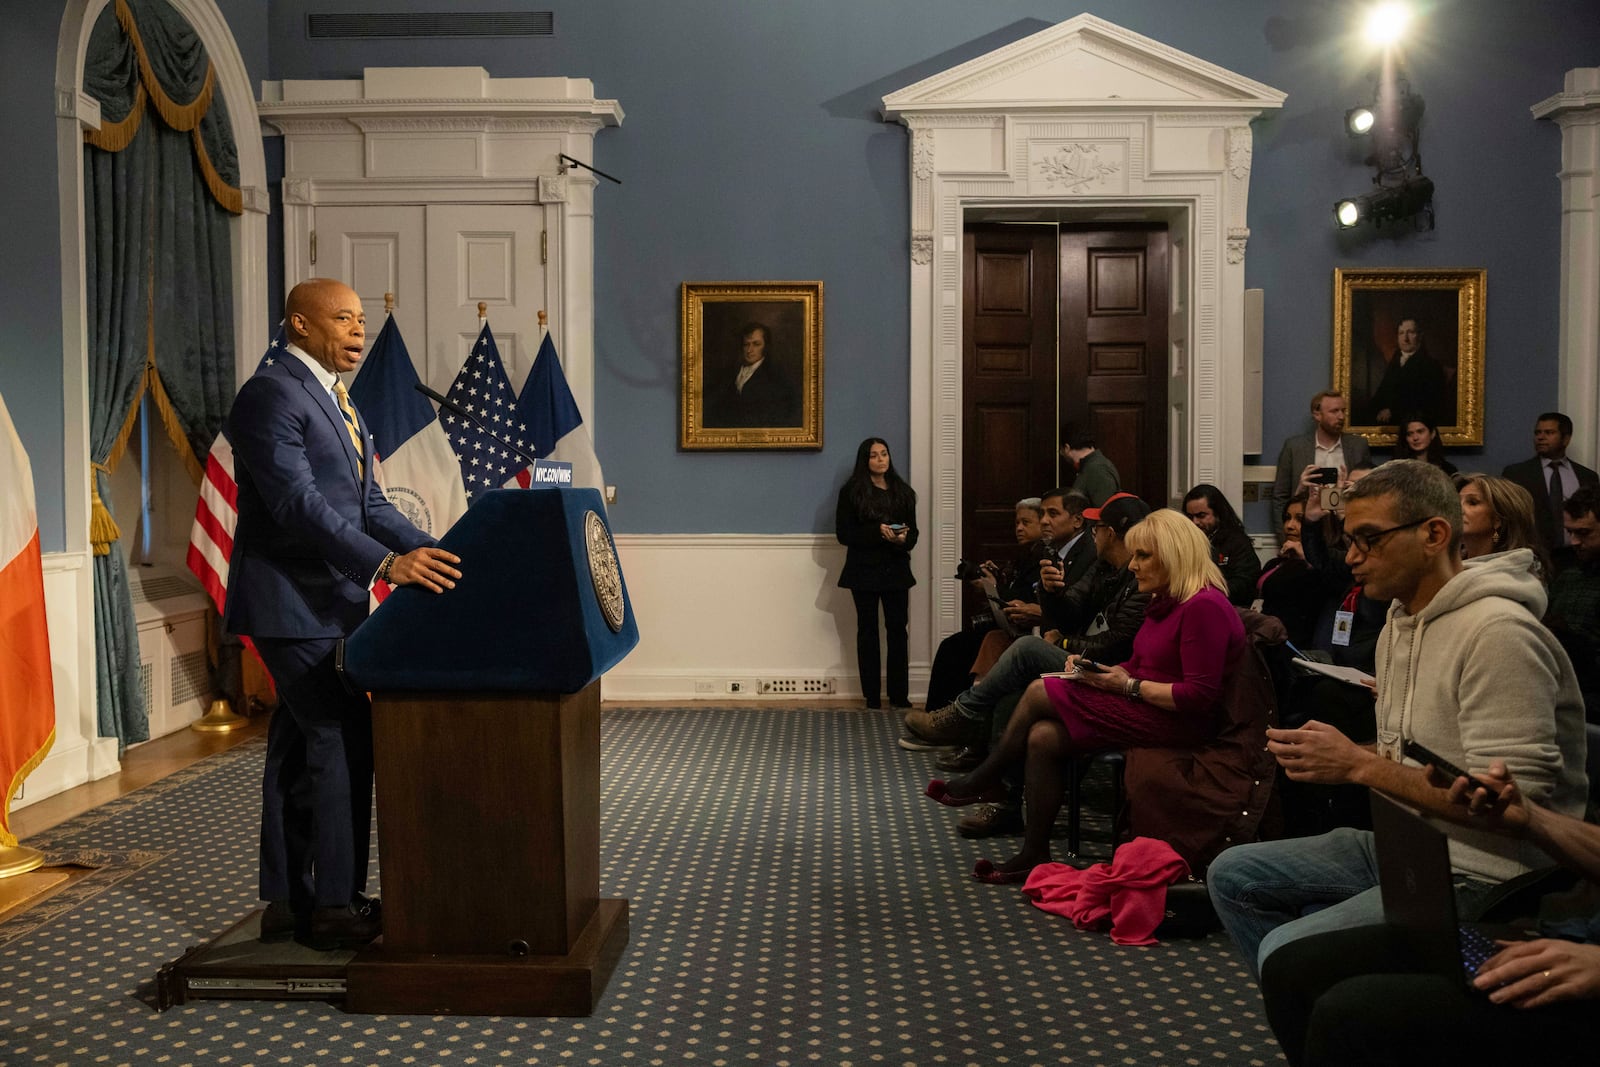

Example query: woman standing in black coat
[837,437,919,708]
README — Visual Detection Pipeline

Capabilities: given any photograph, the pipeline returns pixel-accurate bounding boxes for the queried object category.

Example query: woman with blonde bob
[925,507,1247,883]
[1458,474,1551,578]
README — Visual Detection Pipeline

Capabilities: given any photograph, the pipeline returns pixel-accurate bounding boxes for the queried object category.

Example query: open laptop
[1370,794,1533,989]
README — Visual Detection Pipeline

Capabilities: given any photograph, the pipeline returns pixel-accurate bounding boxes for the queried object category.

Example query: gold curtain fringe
[113,0,215,132]
[145,365,206,487]
[189,126,242,215]
[89,460,123,556]
[87,0,241,214]
[2,727,56,848]
[84,82,146,151]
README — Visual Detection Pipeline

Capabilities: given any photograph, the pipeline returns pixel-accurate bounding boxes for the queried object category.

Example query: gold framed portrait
[680,281,823,450]
[1332,267,1486,447]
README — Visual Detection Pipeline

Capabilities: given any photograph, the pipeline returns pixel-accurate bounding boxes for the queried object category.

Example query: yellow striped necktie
[332,380,365,478]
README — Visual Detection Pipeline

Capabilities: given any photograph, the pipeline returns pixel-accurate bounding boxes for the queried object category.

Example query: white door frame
[882,13,1285,648]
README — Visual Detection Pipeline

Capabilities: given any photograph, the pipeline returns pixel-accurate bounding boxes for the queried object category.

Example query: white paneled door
[311,203,548,396]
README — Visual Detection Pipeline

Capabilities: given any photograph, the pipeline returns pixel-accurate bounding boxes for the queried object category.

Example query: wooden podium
[339,489,638,1016]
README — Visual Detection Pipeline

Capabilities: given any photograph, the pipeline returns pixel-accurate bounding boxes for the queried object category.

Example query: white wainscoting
[605,534,932,703]
[17,550,120,811]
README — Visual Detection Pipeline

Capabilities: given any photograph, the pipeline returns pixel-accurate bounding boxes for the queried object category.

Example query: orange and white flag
[0,390,55,847]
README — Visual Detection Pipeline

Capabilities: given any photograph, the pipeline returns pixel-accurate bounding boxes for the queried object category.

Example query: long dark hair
[846,437,916,521]
[1392,413,1450,466]
[1181,483,1245,534]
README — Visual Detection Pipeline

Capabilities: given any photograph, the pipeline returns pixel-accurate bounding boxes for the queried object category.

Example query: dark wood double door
[961,222,1169,585]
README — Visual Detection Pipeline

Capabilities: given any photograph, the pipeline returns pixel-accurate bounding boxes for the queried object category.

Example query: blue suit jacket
[223,352,433,639]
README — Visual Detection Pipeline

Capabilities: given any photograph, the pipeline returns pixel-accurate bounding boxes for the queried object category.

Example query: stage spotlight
[1363,2,1411,46]
[1346,106,1376,135]
[1331,176,1434,231]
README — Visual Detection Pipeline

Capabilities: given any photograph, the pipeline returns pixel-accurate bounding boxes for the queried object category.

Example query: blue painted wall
[7,2,1599,547]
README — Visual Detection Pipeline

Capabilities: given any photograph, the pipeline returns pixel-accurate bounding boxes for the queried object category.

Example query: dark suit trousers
[851,589,909,706]
[255,637,373,908]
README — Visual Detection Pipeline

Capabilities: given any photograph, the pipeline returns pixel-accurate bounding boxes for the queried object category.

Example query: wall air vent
[307,12,554,39]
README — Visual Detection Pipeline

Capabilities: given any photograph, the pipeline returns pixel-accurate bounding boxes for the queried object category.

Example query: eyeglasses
[1345,516,1430,556]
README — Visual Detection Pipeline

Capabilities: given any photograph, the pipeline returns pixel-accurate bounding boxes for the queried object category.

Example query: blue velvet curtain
[82,0,240,751]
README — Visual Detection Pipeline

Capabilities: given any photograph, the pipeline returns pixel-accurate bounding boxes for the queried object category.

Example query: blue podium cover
[343,488,638,693]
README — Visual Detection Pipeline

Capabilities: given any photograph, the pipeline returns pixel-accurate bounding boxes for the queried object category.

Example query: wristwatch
[1127,678,1143,700]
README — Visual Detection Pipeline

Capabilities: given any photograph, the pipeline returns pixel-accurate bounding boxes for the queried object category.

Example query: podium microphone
[413,382,540,468]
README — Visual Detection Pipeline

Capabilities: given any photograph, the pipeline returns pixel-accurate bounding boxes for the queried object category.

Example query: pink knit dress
[1041,587,1244,749]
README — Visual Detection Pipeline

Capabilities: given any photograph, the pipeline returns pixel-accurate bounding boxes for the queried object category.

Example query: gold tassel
[84,82,146,151]
[145,366,205,487]
[89,461,120,556]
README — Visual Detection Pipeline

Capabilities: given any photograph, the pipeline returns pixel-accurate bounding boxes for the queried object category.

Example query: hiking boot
[897,732,952,752]
[903,703,982,746]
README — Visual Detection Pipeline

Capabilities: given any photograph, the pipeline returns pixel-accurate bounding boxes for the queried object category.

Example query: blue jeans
[950,635,1069,722]
[1208,828,1498,982]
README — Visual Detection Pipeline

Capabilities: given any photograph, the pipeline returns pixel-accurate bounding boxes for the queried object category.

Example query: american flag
[441,321,531,501]
[186,327,286,614]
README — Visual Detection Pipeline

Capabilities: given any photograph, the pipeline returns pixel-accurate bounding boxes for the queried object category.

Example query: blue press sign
[531,460,574,485]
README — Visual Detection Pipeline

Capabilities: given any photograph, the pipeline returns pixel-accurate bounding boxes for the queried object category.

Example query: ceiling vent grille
[307,12,554,39]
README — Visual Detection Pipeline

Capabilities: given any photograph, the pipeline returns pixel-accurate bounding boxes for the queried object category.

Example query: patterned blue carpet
[0,707,1283,1065]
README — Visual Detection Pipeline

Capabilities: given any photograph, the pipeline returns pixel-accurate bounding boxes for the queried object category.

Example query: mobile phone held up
[1402,739,1498,797]
[887,523,907,532]
[1312,467,1340,485]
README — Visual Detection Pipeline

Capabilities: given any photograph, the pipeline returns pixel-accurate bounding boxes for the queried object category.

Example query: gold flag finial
[477,302,488,321]
[383,292,395,314]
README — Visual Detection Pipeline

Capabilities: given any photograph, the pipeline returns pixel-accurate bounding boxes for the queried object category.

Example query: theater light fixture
[1333,176,1434,230]
[1334,74,1433,232]
[1345,106,1376,135]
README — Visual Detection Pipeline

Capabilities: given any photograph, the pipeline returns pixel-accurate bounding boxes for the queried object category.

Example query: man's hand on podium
[390,547,462,592]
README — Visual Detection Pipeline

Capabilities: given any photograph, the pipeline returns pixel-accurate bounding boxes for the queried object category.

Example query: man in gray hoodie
[1207,460,1590,980]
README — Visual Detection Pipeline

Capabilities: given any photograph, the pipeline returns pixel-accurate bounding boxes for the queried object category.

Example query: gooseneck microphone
[413,382,540,469]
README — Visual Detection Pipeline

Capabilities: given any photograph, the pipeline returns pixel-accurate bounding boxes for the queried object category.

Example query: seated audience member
[922,498,1043,713]
[1259,759,1599,1066]
[1258,493,1320,647]
[1276,463,1385,836]
[1060,424,1120,507]
[1502,411,1600,553]
[1547,486,1600,723]
[1270,390,1372,541]
[1206,460,1589,980]
[1390,413,1457,475]
[1457,473,1551,577]
[924,508,1246,884]
[903,494,1154,752]
[1182,483,1262,605]
[986,489,1096,637]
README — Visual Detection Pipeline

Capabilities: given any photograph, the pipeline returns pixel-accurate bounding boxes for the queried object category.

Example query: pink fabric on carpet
[1021,837,1190,945]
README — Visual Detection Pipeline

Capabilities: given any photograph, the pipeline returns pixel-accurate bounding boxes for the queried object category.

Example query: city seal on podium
[585,510,625,632]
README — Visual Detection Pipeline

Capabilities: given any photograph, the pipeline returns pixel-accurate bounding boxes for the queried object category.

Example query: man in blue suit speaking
[224,278,462,949]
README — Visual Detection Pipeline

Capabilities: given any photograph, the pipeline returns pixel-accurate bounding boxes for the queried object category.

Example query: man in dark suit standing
[1502,411,1600,552]
[704,322,800,428]
[225,278,462,949]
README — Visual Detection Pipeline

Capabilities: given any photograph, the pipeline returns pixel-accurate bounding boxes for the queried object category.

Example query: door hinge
[310,230,317,266]
[540,229,548,265]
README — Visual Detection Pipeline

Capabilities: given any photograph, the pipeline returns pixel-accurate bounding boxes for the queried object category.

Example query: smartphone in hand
[1402,739,1498,796]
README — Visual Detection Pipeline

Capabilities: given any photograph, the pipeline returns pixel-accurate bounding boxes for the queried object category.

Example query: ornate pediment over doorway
[881,13,1285,645]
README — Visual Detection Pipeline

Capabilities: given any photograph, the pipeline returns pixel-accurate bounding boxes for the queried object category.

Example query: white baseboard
[607,533,932,703]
